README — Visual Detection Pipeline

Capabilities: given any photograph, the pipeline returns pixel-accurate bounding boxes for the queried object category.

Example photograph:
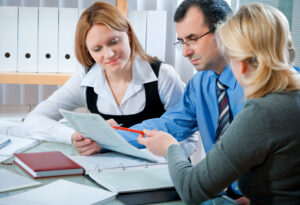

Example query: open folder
[59,109,163,162]
[88,163,173,194]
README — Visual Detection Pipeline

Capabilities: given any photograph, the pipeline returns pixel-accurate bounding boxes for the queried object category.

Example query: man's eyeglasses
[173,27,215,51]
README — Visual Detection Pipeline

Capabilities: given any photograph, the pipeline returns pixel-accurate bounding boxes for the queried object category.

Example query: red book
[14,151,84,178]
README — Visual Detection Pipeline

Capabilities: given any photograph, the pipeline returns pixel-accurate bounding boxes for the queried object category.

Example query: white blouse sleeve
[157,63,185,110]
[23,69,87,144]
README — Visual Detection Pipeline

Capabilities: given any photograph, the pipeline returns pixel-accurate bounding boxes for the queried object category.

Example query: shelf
[0,0,126,86]
[116,0,127,16]
[0,72,72,85]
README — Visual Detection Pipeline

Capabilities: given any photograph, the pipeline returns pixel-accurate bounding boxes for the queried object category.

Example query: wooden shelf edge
[116,0,127,16]
[0,72,72,85]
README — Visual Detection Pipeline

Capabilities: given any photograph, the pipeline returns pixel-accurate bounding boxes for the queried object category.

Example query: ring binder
[88,163,174,194]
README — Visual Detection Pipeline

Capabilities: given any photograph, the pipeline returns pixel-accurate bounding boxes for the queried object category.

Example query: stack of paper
[0,179,116,205]
[0,169,41,193]
[0,135,40,163]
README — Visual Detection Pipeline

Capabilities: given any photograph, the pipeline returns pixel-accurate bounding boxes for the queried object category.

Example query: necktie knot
[216,79,226,92]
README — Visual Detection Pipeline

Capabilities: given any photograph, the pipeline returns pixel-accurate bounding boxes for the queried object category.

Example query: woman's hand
[137,129,178,157]
[106,118,119,127]
[71,132,102,156]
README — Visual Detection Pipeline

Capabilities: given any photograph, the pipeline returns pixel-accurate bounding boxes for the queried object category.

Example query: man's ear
[241,61,247,74]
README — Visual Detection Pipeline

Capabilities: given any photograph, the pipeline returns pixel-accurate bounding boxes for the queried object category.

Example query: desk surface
[0,141,235,205]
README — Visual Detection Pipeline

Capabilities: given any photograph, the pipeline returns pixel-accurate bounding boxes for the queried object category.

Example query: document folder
[17,7,38,72]
[58,8,78,73]
[127,11,147,50]
[146,11,167,61]
[0,7,18,72]
[38,7,58,73]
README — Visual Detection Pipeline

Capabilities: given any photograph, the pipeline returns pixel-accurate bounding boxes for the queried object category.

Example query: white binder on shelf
[58,8,78,73]
[0,7,18,72]
[38,7,58,73]
[17,7,38,73]
[127,11,147,50]
[146,11,167,61]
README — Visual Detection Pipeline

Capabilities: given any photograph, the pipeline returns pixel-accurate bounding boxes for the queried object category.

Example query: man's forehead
[175,7,208,39]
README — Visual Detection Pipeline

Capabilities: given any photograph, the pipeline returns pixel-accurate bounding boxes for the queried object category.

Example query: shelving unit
[0,0,127,85]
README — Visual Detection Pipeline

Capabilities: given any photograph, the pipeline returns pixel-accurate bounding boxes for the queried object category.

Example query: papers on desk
[0,134,40,163]
[70,151,172,194]
[70,150,166,174]
[0,119,26,137]
[89,164,174,194]
[60,109,161,162]
[0,169,41,193]
[0,179,116,205]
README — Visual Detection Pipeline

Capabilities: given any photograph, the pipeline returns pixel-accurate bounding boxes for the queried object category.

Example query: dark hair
[174,0,232,30]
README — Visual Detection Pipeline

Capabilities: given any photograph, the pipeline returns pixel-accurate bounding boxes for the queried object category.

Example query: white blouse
[23,56,185,144]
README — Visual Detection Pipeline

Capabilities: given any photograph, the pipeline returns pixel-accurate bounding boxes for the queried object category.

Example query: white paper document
[0,179,116,205]
[60,109,161,162]
[0,169,41,193]
[0,134,40,162]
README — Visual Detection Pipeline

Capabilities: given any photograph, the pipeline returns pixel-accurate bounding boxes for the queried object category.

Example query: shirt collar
[216,64,237,89]
[131,55,157,85]
[80,63,106,95]
[80,56,158,94]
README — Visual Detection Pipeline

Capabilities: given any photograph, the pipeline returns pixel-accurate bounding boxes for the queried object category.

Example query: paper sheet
[0,169,41,193]
[0,179,116,205]
[60,109,161,162]
[0,135,40,162]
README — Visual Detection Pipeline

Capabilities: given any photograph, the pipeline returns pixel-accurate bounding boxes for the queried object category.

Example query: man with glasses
[125,0,299,202]
[128,0,247,201]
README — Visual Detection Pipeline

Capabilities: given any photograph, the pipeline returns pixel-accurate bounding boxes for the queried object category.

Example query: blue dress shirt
[122,64,300,151]
[121,64,244,152]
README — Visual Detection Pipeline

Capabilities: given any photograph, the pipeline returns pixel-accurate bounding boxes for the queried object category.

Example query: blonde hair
[216,3,300,98]
[75,2,155,69]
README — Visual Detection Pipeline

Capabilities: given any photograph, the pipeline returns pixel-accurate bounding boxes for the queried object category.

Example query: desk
[0,141,235,205]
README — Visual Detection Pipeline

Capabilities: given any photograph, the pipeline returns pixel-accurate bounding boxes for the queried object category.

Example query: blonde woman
[138,3,300,204]
[23,2,198,156]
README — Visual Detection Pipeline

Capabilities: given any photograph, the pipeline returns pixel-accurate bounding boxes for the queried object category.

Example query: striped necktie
[215,79,232,142]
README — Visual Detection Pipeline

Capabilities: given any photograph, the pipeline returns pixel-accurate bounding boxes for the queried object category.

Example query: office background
[0,0,299,108]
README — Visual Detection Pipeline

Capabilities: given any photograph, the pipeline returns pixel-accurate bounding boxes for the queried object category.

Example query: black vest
[86,60,165,127]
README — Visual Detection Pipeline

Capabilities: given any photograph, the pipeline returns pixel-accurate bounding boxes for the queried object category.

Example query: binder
[0,7,18,72]
[17,7,39,72]
[146,11,167,61]
[88,163,173,194]
[58,8,78,73]
[38,7,58,73]
[127,10,147,50]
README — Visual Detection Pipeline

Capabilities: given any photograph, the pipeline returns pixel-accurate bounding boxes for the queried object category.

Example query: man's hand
[137,129,178,157]
[71,132,101,156]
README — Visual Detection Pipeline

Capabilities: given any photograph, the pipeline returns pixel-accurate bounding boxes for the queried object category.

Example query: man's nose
[182,44,193,57]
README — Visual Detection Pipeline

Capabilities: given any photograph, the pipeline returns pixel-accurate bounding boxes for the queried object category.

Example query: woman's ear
[241,61,247,74]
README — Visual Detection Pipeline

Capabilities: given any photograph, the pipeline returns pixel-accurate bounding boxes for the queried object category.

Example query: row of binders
[0,6,82,73]
[0,6,167,74]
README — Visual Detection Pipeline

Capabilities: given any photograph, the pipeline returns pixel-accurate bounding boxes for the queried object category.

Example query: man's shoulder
[186,71,215,86]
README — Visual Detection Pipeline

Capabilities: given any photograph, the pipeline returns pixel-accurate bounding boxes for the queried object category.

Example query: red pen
[112,126,144,135]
